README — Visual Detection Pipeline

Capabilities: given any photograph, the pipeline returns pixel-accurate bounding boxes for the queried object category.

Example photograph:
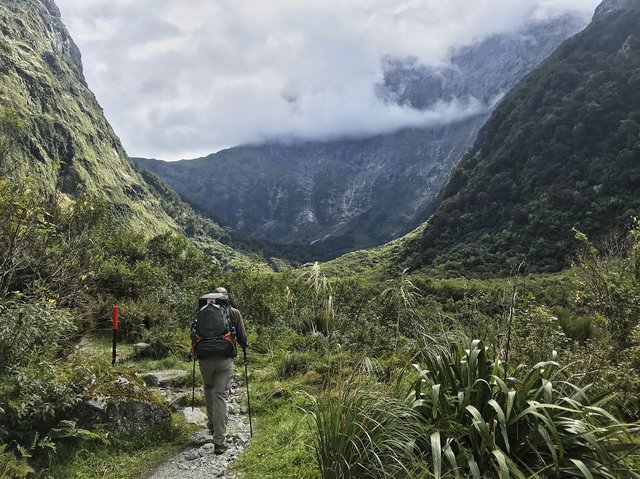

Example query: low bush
[278,350,313,378]
[0,443,33,479]
[142,326,190,359]
[0,358,91,451]
[0,298,76,374]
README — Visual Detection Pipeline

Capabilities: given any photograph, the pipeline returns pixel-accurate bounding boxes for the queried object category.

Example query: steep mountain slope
[0,0,172,229]
[134,14,587,260]
[399,0,640,276]
[0,0,254,265]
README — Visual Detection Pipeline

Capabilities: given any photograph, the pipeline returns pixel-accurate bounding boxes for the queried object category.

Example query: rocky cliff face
[0,0,173,232]
[593,0,634,20]
[135,14,589,260]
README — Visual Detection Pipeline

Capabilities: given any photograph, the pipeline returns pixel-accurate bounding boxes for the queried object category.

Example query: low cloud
[56,0,600,160]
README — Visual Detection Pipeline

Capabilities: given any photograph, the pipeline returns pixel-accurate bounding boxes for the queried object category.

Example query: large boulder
[72,373,170,435]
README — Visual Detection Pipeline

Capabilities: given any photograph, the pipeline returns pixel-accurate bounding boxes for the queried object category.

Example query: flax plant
[407,340,640,478]
[299,262,335,334]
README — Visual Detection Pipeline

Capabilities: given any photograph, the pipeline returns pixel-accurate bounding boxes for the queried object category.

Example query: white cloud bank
[55,0,600,160]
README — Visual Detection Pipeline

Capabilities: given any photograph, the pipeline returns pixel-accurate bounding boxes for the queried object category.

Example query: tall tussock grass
[308,384,427,478]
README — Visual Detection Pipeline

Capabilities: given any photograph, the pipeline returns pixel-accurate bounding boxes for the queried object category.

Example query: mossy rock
[71,371,170,436]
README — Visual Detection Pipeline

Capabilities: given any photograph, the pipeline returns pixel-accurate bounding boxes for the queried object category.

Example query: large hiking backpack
[191,292,237,359]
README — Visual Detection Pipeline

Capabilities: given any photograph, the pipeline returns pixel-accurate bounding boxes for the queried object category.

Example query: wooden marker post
[112,304,119,365]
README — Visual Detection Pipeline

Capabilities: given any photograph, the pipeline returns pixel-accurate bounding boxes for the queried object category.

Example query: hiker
[192,287,248,454]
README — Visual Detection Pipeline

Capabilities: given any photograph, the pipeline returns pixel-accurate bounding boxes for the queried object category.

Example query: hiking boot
[214,443,228,455]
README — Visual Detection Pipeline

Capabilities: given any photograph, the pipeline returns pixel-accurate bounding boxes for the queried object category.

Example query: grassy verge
[46,417,195,479]
[230,337,326,478]
[232,406,317,479]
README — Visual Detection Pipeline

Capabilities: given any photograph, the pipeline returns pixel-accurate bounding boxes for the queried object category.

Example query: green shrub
[567,335,640,421]
[0,444,33,479]
[0,298,96,465]
[0,358,91,458]
[509,305,568,366]
[142,326,190,359]
[573,226,640,349]
[278,351,313,378]
[96,257,139,298]
[555,306,594,342]
[118,297,171,343]
[0,299,76,373]
[407,339,640,478]
[96,258,171,300]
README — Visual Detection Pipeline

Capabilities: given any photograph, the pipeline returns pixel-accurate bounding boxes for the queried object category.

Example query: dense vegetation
[3,127,640,476]
[401,1,640,277]
[2,105,639,477]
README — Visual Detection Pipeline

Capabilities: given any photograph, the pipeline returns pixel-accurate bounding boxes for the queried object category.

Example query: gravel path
[146,381,251,479]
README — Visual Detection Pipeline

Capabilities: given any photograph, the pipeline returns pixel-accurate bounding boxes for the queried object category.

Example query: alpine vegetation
[0,0,639,478]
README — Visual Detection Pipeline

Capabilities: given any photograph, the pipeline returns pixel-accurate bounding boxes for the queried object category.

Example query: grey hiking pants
[199,356,234,445]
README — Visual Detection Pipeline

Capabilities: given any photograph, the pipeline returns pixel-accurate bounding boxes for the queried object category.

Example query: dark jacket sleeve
[229,307,248,349]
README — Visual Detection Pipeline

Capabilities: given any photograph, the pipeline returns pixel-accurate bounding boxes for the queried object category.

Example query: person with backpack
[191,287,248,454]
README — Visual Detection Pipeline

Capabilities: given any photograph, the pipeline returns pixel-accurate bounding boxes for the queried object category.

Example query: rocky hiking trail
[141,369,252,479]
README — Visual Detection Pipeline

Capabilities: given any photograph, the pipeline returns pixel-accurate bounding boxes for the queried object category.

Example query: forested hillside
[0,0,168,229]
[400,0,640,276]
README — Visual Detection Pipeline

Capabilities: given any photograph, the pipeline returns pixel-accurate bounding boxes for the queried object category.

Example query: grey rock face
[140,369,190,388]
[594,0,634,20]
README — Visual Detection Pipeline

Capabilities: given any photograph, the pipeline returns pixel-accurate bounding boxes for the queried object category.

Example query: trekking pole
[243,348,253,437]
[191,353,196,412]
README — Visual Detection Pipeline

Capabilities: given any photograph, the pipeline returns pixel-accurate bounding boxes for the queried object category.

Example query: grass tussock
[309,382,428,479]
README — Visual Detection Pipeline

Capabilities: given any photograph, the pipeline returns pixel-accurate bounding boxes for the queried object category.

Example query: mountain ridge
[134,13,588,260]
[396,0,640,276]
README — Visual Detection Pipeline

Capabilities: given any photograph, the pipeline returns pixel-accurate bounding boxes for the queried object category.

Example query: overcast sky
[55,0,599,161]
